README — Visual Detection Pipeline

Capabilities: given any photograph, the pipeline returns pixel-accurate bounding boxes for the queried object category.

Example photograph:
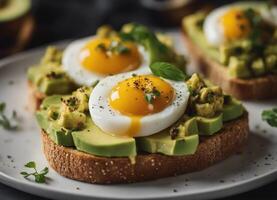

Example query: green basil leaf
[150,62,187,81]
[35,174,46,183]
[25,161,36,169]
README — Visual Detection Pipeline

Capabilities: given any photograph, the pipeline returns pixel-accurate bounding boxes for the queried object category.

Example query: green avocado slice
[223,98,244,122]
[37,95,136,156]
[36,111,75,147]
[136,118,199,156]
[72,120,136,157]
[27,66,77,95]
[196,113,223,136]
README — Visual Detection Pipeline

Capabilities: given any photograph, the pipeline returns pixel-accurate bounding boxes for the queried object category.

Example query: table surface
[0,0,277,199]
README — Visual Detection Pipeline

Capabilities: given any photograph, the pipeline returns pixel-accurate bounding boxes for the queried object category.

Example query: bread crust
[182,31,277,100]
[42,113,249,184]
[28,81,45,111]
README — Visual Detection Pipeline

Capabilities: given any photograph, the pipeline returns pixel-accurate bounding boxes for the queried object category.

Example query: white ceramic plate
[0,32,277,200]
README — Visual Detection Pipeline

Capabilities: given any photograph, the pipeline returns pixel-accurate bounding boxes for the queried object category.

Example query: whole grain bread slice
[42,113,249,184]
[182,31,277,100]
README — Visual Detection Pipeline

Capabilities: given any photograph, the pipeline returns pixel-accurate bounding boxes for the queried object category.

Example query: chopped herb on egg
[95,43,107,52]
[144,88,161,104]
[109,41,130,55]
[95,41,130,55]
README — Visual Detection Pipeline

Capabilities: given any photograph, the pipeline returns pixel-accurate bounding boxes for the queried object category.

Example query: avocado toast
[36,74,249,184]
[27,23,186,110]
[182,2,277,100]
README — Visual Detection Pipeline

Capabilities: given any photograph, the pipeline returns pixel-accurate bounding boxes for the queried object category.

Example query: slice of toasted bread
[182,31,277,100]
[42,113,249,184]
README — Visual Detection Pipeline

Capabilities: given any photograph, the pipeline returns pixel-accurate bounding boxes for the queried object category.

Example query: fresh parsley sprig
[150,62,187,81]
[262,107,277,127]
[0,102,18,130]
[20,161,49,183]
[145,89,161,104]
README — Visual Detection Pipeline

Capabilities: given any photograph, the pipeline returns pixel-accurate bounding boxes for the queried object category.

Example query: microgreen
[262,107,277,127]
[144,88,161,104]
[20,161,49,183]
[0,102,18,130]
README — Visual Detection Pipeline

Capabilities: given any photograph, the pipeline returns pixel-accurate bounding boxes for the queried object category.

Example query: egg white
[62,36,150,86]
[203,2,275,46]
[88,72,190,137]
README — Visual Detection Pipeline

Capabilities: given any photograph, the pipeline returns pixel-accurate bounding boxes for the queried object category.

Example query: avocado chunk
[36,95,75,146]
[72,120,136,157]
[223,97,244,122]
[36,111,75,146]
[27,65,77,95]
[0,0,30,22]
[196,113,223,135]
[228,56,251,78]
[137,118,199,156]
[251,58,266,76]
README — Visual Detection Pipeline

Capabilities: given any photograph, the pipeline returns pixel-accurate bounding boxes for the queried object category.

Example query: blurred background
[0,0,275,58]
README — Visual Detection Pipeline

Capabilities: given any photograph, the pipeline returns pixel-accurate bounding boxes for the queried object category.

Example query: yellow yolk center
[80,38,141,75]
[110,75,175,116]
[109,75,175,137]
[221,9,251,41]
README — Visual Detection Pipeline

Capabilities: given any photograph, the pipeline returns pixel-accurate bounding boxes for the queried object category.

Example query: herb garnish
[262,107,277,127]
[150,62,187,81]
[96,41,130,55]
[144,88,161,104]
[20,161,49,183]
[0,102,18,130]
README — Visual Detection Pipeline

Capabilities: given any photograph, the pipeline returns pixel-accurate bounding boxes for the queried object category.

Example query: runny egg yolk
[221,9,251,41]
[80,38,141,75]
[109,75,175,137]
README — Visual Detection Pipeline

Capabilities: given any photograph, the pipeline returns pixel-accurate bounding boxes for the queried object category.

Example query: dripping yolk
[80,38,141,75]
[220,9,251,41]
[109,75,175,137]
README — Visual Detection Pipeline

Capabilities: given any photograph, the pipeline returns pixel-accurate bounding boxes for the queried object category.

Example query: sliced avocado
[136,133,198,156]
[228,57,251,78]
[72,120,136,157]
[223,97,244,122]
[137,118,199,156]
[36,111,75,146]
[27,65,77,95]
[0,0,30,22]
[39,95,62,109]
[196,113,223,135]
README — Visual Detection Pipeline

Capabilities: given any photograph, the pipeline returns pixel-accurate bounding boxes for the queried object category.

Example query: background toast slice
[182,31,277,100]
[42,113,249,184]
